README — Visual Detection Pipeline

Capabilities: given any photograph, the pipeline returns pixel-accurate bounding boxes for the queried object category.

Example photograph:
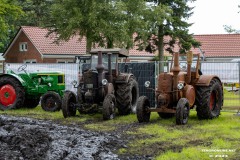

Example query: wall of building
[5,32,43,63]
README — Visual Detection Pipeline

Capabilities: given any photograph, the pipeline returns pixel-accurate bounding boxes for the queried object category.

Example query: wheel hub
[46,97,55,108]
[0,85,16,106]
[210,92,216,111]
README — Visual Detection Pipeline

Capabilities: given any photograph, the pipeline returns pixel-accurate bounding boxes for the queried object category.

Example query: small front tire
[102,94,116,120]
[62,91,77,118]
[176,98,190,125]
[41,91,62,112]
[136,96,150,123]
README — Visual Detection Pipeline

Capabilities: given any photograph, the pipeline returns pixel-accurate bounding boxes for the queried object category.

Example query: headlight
[177,83,184,90]
[71,80,78,86]
[102,79,108,86]
[144,81,150,88]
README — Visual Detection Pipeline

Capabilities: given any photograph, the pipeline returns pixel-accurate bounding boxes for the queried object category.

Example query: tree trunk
[158,25,164,73]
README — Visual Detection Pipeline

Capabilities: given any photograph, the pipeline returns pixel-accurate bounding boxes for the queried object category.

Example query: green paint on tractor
[0,64,65,111]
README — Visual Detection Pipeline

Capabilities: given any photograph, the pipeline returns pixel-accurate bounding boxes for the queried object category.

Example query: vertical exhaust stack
[108,53,113,83]
[186,51,193,84]
[96,51,105,86]
[171,52,181,102]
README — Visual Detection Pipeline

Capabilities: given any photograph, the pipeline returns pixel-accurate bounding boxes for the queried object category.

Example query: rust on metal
[183,84,195,107]
[149,107,176,113]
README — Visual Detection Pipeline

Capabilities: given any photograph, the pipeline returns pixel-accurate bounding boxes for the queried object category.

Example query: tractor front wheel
[102,94,116,120]
[136,96,150,123]
[0,76,25,110]
[62,91,77,118]
[176,98,190,125]
[116,77,139,115]
[41,91,62,112]
[196,78,223,119]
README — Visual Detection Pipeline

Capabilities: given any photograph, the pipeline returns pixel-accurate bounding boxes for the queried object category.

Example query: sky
[187,0,240,35]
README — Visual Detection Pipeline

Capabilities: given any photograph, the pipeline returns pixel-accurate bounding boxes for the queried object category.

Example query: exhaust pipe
[108,53,113,83]
[171,53,181,102]
[186,51,193,84]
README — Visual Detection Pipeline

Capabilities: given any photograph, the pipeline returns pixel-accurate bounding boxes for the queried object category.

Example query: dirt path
[0,115,122,160]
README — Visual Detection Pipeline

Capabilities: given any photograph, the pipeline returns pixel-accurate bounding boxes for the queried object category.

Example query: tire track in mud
[0,115,120,160]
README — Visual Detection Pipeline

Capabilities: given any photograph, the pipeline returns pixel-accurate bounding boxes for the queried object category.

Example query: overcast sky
[187,0,240,35]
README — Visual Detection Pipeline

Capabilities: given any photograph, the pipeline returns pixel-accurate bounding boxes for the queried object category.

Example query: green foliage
[16,0,53,26]
[0,0,23,52]
[138,0,200,72]
[224,25,240,34]
[46,0,148,51]
[0,0,53,53]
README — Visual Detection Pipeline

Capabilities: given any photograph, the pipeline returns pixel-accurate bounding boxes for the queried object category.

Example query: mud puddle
[0,115,121,160]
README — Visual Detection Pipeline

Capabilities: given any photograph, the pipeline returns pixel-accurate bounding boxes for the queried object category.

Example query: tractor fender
[0,74,27,87]
[195,75,222,86]
[115,73,134,83]
[104,83,114,95]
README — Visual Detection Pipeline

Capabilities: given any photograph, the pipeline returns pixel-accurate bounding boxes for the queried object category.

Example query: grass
[118,112,240,159]
[223,89,240,109]
[0,104,240,159]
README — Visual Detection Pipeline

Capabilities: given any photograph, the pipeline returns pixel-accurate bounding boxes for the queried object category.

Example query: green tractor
[0,64,65,111]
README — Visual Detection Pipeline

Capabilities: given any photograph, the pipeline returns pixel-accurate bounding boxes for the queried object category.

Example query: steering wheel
[17,64,27,72]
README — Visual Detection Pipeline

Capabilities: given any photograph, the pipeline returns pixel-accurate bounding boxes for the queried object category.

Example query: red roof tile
[192,34,240,57]
[22,26,86,55]
[20,27,240,58]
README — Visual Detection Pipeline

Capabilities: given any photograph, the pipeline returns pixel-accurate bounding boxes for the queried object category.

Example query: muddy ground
[0,115,149,160]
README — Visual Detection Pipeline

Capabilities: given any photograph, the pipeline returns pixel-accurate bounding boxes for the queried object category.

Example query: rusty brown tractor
[62,48,139,120]
[136,51,223,125]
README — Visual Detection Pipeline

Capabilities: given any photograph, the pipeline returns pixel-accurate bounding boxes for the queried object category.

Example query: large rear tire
[62,91,77,118]
[0,76,25,110]
[196,78,223,119]
[176,98,190,125]
[102,94,116,120]
[136,96,150,123]
[41,91,62,112]
[116,77,139,115]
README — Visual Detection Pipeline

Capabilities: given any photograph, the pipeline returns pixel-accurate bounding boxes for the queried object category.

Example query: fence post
[238,62,240,106]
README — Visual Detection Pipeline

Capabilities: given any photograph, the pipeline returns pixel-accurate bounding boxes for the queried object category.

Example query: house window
[24,59,36,63]
[19,42,28,51]
[57,59,74,63]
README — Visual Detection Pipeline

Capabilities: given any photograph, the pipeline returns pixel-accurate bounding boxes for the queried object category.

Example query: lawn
[0,106,239,159]
[223,88,240,110]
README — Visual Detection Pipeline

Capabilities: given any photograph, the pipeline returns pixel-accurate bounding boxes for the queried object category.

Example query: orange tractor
[136,51,223,125]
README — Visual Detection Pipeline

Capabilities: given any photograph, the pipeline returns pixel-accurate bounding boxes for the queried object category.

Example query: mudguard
[104,83,114,95]
[115,73,134,83]
[195,75,222,86]
[0,73,27,87]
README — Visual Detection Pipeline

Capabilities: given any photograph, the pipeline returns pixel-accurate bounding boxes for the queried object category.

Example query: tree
[16,0,54,27]
[45,0,148,52]
[0,0,23,52]
[224,25,240,34]
[137,0,200,73]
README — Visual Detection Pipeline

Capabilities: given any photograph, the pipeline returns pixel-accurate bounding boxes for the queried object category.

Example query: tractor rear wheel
[116,77,139,115]
[136,96,150,123]
[0,76,25,110]
[176,98,190,125]
[196,78,223,119]
[24,98,40,108]
[62,91,77,118]
[102,94,116,120]
[41,91,62,112]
